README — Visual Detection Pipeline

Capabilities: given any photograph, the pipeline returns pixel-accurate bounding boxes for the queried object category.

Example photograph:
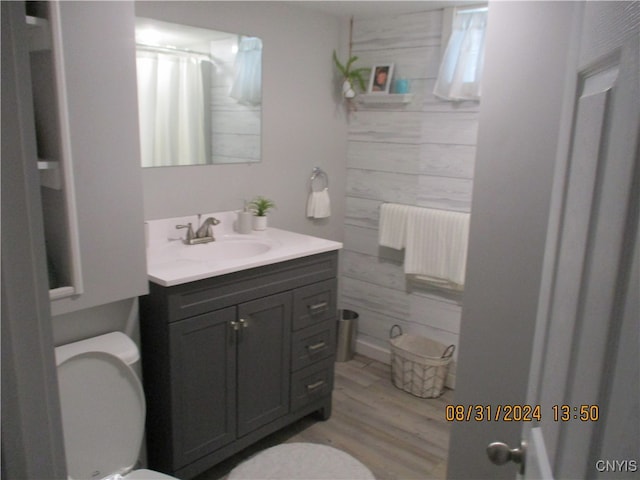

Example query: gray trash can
[336,309,358,362]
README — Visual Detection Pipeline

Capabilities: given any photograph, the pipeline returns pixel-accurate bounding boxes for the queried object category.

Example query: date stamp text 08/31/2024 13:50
[445,404,600,422]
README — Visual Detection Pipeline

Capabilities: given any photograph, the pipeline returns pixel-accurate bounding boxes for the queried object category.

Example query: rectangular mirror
[135,18,261,166]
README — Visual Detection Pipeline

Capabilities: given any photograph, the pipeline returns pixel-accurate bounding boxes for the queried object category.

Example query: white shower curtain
[136,51,207,167]
[433,10,487,101]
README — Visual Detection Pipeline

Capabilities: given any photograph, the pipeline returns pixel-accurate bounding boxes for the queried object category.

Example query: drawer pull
[308,301,328,313]
[306,380,325,392]
[307,341,326,352]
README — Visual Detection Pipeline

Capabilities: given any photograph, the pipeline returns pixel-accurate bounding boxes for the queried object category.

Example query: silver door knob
[487,441,526,474]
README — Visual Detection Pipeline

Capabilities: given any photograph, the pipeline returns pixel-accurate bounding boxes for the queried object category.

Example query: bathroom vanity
[139,213,342,478]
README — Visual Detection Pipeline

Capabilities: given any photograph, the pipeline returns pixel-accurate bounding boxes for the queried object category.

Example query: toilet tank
[55,332,140,366]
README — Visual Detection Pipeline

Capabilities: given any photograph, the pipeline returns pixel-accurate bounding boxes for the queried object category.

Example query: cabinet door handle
[307,341,326,353]
[237,318,248,342]
[230,320,240,331]
[306,380,326,392]
[308,301,328,314]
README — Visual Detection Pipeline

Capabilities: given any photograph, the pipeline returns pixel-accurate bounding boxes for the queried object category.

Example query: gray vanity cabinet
[140,251,338,479]
[169,293,291,469]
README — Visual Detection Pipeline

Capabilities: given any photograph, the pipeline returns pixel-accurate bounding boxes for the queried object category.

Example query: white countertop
[145,211,342,287]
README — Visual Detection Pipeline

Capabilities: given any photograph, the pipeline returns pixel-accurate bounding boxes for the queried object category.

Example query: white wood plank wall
[209,36,261,164]
[341,10,481,388]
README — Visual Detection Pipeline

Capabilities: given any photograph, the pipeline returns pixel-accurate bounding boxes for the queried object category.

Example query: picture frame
[368,63,394,94]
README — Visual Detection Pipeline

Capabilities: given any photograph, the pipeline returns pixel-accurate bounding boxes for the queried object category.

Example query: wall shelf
[26,15,51,51]
[27,4,84,305]
[49,286,75,301]
[356,93,414,105]
[38,159,62,189]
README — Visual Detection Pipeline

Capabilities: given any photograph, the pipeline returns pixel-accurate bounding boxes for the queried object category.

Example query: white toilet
[55,332,178,480]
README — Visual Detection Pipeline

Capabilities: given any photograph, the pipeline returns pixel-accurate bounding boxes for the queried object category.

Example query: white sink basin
[179,237,273,262]
[145,211,343,286]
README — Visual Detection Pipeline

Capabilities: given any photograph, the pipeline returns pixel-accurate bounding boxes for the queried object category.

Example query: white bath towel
[378,203,470,289]
[404,207,470,288]
[307,188,331,218]
[378,203,412,249]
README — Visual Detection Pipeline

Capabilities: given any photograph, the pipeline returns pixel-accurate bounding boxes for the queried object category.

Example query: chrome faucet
[175,215,220,245]
[195,216,221,239]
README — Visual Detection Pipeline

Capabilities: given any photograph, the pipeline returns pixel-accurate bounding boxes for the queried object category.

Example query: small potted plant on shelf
[248,196,276,230]
[333,50,369,99]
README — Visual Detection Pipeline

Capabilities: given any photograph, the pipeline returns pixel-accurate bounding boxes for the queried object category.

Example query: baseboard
[355,338,390,364]
[355,338,456,390]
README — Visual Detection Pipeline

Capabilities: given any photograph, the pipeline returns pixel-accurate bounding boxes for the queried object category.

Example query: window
[433,6,488,101]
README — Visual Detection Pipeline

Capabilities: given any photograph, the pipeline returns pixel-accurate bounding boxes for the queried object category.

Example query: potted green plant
[333,50,369,99]
[248,196,276,230]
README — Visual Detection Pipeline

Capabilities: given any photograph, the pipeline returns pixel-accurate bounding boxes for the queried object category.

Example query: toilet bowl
[55,332,178,480]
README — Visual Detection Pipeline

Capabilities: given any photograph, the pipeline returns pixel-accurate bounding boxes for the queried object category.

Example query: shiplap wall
[340,10,480,387]
[210,36,261,164]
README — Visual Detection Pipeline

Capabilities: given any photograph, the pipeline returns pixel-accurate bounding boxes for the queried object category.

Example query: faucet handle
[176,223,195,244]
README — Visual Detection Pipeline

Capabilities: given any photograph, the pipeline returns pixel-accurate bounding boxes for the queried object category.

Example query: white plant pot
[342,80,356,99]
[252,215,267,231]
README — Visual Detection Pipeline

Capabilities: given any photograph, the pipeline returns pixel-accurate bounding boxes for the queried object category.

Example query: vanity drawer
[292,279,337,331]
[290,358,334,413]
[291,320,336,372]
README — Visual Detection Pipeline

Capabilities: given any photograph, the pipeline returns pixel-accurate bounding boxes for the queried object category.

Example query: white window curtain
[230,37,262,105]
[136,51,207,167]
[433,8,488,101]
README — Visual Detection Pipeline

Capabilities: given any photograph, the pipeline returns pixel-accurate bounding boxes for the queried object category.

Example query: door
[1,3,67,477]
[448,2,639,479]
[521,3,639,478]
[170,307,237,469]
[236,291,292,437]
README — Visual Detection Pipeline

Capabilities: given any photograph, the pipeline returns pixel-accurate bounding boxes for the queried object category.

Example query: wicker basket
[389,325,455,398]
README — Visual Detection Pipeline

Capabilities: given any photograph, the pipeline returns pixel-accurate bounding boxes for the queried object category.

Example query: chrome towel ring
[310,167,329,192]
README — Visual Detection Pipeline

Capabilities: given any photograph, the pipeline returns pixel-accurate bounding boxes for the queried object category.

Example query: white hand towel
[404,207,470,288]
[307,188,331,218]
[378,203,411,250]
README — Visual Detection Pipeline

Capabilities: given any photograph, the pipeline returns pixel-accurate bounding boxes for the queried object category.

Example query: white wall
[137,2,349,243]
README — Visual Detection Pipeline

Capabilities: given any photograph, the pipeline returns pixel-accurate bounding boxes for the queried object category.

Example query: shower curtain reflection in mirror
[136,50,208,167]
[134,18,263,166]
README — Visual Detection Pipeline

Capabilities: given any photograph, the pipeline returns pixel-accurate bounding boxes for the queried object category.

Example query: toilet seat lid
[57,351,145,480]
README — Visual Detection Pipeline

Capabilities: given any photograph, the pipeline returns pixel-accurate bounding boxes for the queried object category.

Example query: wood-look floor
[194,354,453,480]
